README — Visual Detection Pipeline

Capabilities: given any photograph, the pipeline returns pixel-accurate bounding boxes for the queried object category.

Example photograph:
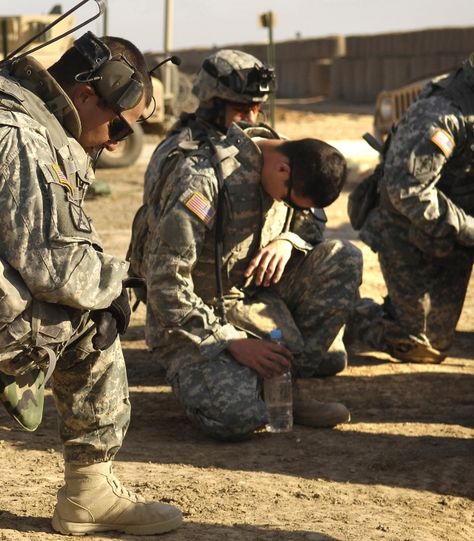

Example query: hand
[90,310,118,351]
[244,240,293,287]
[90,287,131,351]
[227,338,292,379]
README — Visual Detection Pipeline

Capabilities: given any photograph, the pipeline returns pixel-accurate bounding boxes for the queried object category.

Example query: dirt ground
[0,109,473,541]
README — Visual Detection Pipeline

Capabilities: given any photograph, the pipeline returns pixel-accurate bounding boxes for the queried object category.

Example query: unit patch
[184,192,215,225]
[430,129,455,158]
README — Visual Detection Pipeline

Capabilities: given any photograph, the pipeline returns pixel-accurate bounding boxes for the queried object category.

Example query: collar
[9,56,82,139]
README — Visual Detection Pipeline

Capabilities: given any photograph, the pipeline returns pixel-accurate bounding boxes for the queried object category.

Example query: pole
[267,12,276,129]
[102,0,108,36]
[163,0,174,100]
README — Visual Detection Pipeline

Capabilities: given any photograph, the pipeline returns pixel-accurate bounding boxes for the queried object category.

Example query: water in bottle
[264,329,293,433]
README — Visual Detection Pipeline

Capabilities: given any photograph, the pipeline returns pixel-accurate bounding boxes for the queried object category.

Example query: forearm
[147,247,245,360]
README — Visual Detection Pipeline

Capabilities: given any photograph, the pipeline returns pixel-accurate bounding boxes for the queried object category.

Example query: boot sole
[52,510,183,536]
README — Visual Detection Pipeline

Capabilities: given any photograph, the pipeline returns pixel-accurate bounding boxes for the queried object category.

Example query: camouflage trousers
[349,230,473,361]
[168,239,362,441]
[1,318,130,463]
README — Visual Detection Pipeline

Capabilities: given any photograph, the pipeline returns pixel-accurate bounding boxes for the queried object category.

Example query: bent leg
[350,239,472,361]
[275,239,362,377]
[170,353,267,441]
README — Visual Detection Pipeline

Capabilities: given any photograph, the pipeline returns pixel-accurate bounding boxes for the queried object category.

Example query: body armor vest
[0,57,101,247]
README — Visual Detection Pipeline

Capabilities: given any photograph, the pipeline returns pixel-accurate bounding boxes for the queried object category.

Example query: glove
[90,288,131,351]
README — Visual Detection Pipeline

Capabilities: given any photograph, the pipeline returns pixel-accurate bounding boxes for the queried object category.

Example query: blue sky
[4,0,474,52]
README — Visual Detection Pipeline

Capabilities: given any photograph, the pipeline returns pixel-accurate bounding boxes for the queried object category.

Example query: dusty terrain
[0,109,472,541]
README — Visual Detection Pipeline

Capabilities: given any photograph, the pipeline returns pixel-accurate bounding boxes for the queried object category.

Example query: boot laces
[110,474,145,503]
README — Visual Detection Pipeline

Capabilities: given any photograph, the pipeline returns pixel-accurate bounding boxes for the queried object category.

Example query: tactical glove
[91,287,131,351]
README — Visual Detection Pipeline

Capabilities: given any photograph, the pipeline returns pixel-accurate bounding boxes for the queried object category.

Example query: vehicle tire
[96,123,144,168]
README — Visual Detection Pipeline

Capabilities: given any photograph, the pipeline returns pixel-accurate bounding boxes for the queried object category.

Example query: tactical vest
[0,57,101,247]
[128,125,209,283]
[0,58,97,372]
[188,124,291,304]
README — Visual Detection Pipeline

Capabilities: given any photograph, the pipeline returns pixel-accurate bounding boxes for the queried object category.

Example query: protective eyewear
[108,112,134,142]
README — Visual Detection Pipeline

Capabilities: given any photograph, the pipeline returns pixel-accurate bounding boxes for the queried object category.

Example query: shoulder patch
[430,129,455,158]
[184,191,215,225]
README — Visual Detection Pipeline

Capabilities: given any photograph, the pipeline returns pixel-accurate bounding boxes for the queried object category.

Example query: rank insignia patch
[184,192,215,225]
[431,129,455,158]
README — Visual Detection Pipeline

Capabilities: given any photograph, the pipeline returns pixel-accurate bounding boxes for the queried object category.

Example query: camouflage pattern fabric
[0,60,130,457]
[192,49,270,104]
[51,321,130,463]
[146,123,362,439]
[354,82,474,360]
[0,368,45,431]
[170,353,267,441]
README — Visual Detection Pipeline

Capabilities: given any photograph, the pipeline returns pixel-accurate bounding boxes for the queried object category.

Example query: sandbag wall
[172,27,474,104]
[331,27,474,102]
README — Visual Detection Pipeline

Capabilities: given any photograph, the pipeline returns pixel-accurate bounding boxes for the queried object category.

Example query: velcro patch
[184,192,215,225]
[431,129,455,158]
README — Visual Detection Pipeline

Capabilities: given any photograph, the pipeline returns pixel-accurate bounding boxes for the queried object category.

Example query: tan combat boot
[293,396,350,428]
[52,462,183,536]
[390,342,446,364]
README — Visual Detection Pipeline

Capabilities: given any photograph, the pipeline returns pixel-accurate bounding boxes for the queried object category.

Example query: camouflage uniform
[146,123,362,440]
[0,58,130,460]
[354,55,474,362]
[130,49,325,281]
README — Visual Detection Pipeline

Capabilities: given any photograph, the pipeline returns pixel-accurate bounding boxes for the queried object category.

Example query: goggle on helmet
[194,50,276,104]
[202,59,276,99]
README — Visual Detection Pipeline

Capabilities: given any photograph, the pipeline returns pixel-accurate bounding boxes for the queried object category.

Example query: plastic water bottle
[263,329,293,433]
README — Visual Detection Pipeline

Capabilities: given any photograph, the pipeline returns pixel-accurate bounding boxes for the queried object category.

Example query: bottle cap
[269,329,283,341]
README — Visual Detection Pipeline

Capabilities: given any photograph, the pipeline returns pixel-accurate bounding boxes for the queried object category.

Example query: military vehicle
[372,78,428,140]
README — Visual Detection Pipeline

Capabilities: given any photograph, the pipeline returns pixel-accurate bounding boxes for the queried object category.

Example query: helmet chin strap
[196,99,227,133]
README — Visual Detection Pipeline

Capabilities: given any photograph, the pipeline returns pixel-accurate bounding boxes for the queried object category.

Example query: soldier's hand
[90,287,131,351]
[244,240,293,287]
[227,338,292,379]
[90,310,118,351]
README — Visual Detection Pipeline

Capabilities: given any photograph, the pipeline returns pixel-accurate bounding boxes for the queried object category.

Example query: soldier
[347,53,474,363]
[129,48,327,290]
[145,121,363,441]
[0,32,182,535]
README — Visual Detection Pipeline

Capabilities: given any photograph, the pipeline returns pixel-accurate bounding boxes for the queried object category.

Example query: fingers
[244,242,292,287]
[255,343,292,378]
[270,258,286,285]
[255,252,274,286]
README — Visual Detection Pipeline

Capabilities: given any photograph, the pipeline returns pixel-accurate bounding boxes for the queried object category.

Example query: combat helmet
[193,49,275,105]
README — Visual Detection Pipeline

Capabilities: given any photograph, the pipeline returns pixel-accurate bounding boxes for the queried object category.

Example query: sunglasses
[282,162,308,212]
[108,112,134,142]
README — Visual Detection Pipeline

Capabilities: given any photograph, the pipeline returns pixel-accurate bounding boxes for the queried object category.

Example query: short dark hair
[279,138,347,207]
[48,35,153,108]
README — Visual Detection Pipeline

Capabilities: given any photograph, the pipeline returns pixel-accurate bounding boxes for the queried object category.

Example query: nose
[243,108,259,123]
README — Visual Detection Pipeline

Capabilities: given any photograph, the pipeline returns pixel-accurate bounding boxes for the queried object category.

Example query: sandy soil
[0,110,473,541]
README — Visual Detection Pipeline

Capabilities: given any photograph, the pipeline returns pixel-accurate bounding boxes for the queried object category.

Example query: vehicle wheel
[96,123,144,168]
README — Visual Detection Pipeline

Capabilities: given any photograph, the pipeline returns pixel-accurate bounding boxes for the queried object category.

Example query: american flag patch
[431,129,455,158]
[184,192,215,225]
[50,163,74,194]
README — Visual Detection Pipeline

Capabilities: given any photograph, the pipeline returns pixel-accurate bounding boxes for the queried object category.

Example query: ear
[69,84,96,111]
[277,159,291,178]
